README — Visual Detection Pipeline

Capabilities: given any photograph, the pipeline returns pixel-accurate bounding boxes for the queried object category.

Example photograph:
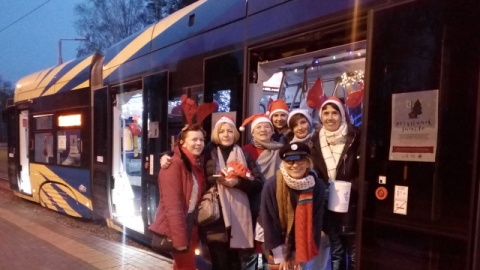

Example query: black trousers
[207,241,258,270]
[330,232,355,270]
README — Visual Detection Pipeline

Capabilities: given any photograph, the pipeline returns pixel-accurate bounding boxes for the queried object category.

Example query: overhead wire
[0,0,51,34]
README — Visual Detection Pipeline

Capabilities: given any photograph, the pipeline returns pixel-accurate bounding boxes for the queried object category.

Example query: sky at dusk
[0,0,83,85]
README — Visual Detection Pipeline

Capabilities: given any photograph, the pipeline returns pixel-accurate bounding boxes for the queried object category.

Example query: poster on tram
[389,90,439,162]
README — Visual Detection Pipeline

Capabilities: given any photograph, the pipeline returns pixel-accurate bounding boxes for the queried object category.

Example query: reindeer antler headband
[180,94,218,128]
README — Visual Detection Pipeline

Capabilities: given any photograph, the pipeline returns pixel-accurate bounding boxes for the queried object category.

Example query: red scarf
[182,147,206,195]
[295,188,318,262]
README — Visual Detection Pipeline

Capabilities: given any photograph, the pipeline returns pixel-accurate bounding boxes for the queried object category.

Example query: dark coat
[200,142,264,243]
[260,170,325,260]
[310,125,360,234]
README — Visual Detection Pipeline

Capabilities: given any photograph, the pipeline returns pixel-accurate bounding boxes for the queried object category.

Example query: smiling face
[271,112,288,130]
[282,158,310,178]
[217,123,235,146]
[292,116,311,139]
[181,130,205,157]
[321,104,342,132]
[252,122,273,142]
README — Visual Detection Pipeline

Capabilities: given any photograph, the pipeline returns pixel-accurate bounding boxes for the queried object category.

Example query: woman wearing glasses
[260,142,326,270]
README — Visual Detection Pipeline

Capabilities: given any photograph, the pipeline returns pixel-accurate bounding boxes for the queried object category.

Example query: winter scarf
[319,123,347,180]
[251,138,282,182]
[215,145,254,248]
[290,132,314,148]
[276,166,317,263]
[181,146,205,212]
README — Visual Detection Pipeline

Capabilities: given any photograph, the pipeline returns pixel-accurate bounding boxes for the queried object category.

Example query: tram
[3,0,479,269]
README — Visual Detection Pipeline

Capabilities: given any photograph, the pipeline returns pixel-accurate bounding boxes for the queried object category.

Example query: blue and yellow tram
[4,0,480,269]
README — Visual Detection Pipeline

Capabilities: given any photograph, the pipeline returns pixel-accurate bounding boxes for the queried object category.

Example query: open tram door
[359,1,480,269]
[109,80,145,234]
[3,103,33,194]
[105,72,169,240]
[17,109,32,194]
[3,102,30,193]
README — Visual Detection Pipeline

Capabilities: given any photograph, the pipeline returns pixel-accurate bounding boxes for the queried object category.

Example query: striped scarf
[319,123,347,180]
[276,167,317,262]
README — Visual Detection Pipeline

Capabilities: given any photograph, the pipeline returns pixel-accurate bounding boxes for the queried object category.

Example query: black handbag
[151,233,177,253]
[151,213,193,253]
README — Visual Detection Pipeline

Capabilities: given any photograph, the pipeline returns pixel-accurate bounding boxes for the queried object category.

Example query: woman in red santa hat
[310,96,360,270]
[267,99,290,143]
[239,113,284,268]
[200,115,263,270]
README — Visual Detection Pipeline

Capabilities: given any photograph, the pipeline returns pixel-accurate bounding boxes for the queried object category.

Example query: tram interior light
[58,114,82,127]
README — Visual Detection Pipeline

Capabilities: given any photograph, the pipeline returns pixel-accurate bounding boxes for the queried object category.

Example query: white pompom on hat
[239,113,272,133]
[267,99,289,119]
[287,109,313,129]
[319,96,346,124]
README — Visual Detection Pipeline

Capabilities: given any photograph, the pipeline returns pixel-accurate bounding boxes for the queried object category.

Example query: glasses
[284,158,308,166]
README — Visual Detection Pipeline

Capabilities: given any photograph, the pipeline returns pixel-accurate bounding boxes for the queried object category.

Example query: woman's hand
[217,176,239,187]
[176,246,188,251]
[278,260,302,270]
[160,154,172,169]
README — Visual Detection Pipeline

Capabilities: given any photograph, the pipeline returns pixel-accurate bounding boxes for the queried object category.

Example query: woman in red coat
[149,124,206,270]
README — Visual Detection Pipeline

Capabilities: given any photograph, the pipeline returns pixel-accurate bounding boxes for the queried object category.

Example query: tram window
[213,90,230,112]
[34,133,54,163]
[35,115,53,130]
[57,130,81,167]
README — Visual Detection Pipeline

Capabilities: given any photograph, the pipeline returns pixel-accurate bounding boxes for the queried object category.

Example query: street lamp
[58,37,88,65]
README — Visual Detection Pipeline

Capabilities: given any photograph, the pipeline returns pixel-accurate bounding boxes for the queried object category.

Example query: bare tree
[74,0,198,57]
[144,0,197,23]
[74,0,150,57]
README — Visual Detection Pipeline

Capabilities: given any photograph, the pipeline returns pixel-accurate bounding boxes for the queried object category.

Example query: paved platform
[0,180,174,270]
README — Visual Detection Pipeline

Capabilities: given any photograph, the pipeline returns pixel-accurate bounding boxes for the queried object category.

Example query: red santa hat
[267,99,289,119]
[214,115,236,129]
[319,96,346,124]
[239,113,272,133]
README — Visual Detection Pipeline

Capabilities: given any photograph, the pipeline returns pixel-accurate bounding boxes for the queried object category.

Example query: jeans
[302,231,331,270]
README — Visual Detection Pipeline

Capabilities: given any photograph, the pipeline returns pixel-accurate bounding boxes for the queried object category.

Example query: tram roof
[14,54,97,103]
[102,0,246,84]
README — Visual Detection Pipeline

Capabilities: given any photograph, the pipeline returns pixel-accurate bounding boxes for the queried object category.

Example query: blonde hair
[211,122,240,144]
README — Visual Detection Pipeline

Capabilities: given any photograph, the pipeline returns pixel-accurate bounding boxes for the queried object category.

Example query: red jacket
[148,147,204,248]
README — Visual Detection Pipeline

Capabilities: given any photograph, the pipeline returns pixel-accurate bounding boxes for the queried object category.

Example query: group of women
[148,97,360,270]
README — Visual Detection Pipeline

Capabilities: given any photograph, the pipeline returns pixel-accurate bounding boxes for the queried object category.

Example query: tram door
[360,2,479,269]
[18,110,32,194]
[110,81,144,233]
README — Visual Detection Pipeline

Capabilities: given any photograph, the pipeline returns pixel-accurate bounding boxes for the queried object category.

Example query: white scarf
[320,123,348,180]
[216,145,254,248]
[280,165,315,190]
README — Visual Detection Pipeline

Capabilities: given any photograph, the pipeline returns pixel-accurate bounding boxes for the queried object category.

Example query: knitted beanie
[319,96,346,124]
[287,109,313,129]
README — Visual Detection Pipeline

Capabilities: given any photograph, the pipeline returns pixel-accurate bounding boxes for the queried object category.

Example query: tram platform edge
[0,184,175,270]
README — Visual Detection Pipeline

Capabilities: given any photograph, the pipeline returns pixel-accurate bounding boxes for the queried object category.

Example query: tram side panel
[361,2,480,269]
